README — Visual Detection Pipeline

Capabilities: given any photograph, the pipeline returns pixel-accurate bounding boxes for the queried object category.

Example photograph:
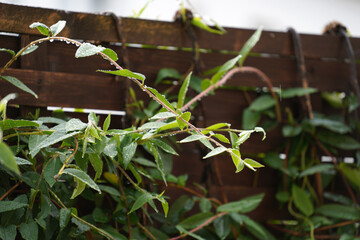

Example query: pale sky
[1,0,360,36]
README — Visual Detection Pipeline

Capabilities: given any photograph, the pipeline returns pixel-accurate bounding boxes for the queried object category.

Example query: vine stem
[0,180,22,201]
[2,130,53,140]
[49,189,115,240]
[181,66,282,122]
[169,212,227,240]
[55,138,78,177]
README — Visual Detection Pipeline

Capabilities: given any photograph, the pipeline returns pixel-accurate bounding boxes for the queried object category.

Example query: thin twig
[169,212,227,240]
[137,222,157,240]
[0,180,22,201]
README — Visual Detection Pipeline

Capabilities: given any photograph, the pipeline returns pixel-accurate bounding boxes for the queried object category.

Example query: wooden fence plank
[0,3,359,59]
[0,68,125,110]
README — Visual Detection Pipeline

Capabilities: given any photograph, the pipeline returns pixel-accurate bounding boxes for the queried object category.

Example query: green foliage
[0,19,270,240]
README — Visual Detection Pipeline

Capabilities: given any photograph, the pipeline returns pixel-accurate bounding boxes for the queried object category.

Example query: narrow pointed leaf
[177,72,192,109]
[0,142,20,175]
[180,134,206,143]
[249,95,275,111]
[103,113,111,132]
[60,208,72,230]
[0,48,15,57]
[155,68,182,85]
[211,55,242,84]
[238,26,262,66]
[178,212,214,229]
[157,120,179,132]
[230,149,244,173]
[151,139,178,155]
[292,184,314,216]
[62,168,101,193]
[29,22,50,36]
[50,20,66,36]
[315,204,360,220]
[300,164,334,177]
[22,45,39,56]
[217,193,264,213]
[150,111,177,120]
[203,147,227,159]
[129,192,154,214]
[212,134,230,143]
[75,42,105,58]
[98,69,145,83]
[147,87,175,111]
[236,130,252,145]
[0,200,28,213]
[1,76,38,98]
[102,48,118,62]
[254,127,266,140]
[123,142,137,169]
[244,158,264,168]
[191,17,224,35]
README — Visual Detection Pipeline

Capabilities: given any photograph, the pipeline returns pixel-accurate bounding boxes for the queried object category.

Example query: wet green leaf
[0,225,16,240]
[98,69,146,83]
[203,147,227,159]
[75,42,105,58]
[317,129,360,150]
[211,55,242,84]
[308,114,350,134]
[280,87,317,98]
[178,72,192,109]
[151,139,178,155]
[62,168,101,193]
[0,119,39,131]
[150,111,177,120]
[249,95,275,111]
[102,48,118,62]
[103,113,111,132]
[49,20,66,37]
[214,215,231,240]
[59,208,71,230]
[1,76,38,98]
[147,87,175,112]
[123,141,137,169]
[0,48,15,57]
[29,22,50,36]
[20,44,38,56]
[19,219,38,240]
[129,192,154,214]
[177,212,214,229]
[230,149,244,173]
[0,200,28,213]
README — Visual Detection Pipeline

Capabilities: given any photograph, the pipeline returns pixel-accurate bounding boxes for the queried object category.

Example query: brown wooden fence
[1,2,359,220]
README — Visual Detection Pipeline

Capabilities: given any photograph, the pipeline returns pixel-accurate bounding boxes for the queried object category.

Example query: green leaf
[276,191,290,202]
[97,69,146,83]
[103,113,111,132]
[0,48,15,57]
[217,193,264,213]
[339,162,360,191]
[176,225,205,240]
[204,123,230,134]
[146,87,175,112]
[242,108,261,130]
[0,119,39,131]
[139,121,166,130]
[199,198,212,213]
[177,72,192,109]
[155,68,182,85]
[19,219,38,240]
[180,134,206,143]
[211,55,242,84]
[0,200,28,213]
[147,227,169,240]
[30,129,80,157]
[244,158,264,169]
[300,164,335,177]
[150,111,177,120]
[249,95,275,111]
[70,178,86,199]
[65,118,87,132]
[254,127,266,140]
[242,215,276,240]
[102,48,118,62]
[29,22,50,36]
[177,111,191,130]
[282,125,302,137]
[89,153,103,181]
[230,149,244,173]
[323,192,352,205]
[157,120,179,132]
[160,199,169,218]
[15,157,32,166]
[49,20,66,36]
[238,26,262,66]
[20,44,38,56]
[59,208,72,230]
[308,114,351,134]
[236,130,252,145]
[212,134,230,144]
[0,225,17,240]
[177,212,214,229]
[321,91,344,108]
[1,76,38,98]
[280,87,317,98]
[122,141,137,169]
[203,146,227,159]
[151,139,178,155]
[75,42,105,58]
[191,17,224,35]
[317,129,360,150]
[214,215,231,240]
[292,184,314,216]
[62,168,101,193]
[129,192,154,214]
[316,204,360,220]
[0,142,20,175]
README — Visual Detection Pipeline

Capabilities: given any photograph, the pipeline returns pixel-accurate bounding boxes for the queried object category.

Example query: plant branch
[56,138,79,177]
[137,222,157,240]
[49,189,115,240]
[0,180,22,201]
[181,66,281,122]
[169,212,227,240]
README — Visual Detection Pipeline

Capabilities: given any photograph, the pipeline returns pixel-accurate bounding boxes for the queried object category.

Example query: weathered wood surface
[0,2,359,59]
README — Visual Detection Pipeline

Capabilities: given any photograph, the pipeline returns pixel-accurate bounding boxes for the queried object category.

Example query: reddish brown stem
[0,180,22,201]
[315,138,358,206]
[181,66,281,122]
[315,220,359,232]
[169,212,227,240]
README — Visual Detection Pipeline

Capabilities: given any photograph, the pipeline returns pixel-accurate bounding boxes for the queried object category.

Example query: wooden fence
[1,3,359,220]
